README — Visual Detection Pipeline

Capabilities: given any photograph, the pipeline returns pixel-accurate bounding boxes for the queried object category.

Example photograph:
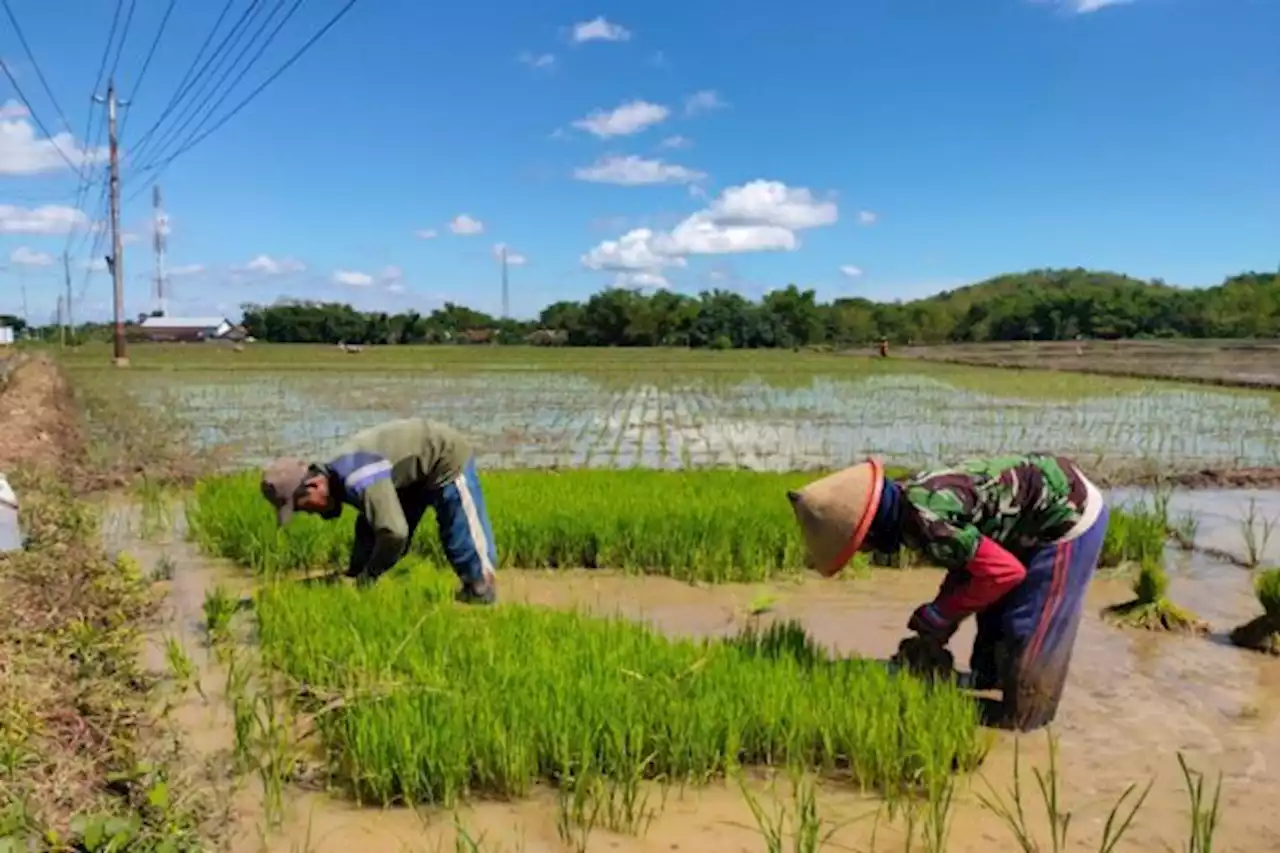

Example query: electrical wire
[1,0,77,137]
[126,0,362,201]
[0,57,85,177]
[105,0,138,87]
[123,0,176,106]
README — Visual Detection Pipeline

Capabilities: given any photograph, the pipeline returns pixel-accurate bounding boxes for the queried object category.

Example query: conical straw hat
[786,459,884,577]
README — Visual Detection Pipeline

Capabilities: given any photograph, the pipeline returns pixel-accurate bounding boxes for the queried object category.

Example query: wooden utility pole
[62,250,73,344]
[57,294,66,347]
[96,79,128,366]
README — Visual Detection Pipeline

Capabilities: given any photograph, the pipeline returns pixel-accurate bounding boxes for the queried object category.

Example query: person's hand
[908,603,958,644]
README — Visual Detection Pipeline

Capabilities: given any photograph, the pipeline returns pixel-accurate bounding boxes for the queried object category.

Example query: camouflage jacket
[901,454,1096,571]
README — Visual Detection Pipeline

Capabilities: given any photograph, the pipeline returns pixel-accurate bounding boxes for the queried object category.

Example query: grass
[187,470,1168,583]
[251,559,987,809]
[1102,559,1208,634]
[1228,568,1280,655]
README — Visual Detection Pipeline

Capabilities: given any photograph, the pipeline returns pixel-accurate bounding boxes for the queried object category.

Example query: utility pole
[152,184,168,316]
[57,294,66,347]
[62,250,73,344]
[96,79,128,366]
[500,245,509,319]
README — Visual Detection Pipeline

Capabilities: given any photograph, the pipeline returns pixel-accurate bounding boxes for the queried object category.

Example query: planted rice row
[254,561,987,806]
[188,469,1169,582]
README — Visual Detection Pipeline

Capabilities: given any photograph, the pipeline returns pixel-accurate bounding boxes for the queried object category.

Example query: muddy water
[106,504,1280,853]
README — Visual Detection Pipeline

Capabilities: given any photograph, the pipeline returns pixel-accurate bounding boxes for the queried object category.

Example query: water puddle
[105,501,1280,852]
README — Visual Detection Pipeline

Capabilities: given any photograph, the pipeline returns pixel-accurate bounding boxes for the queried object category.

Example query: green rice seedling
[134,475,173,540]
[252,573,986,809]
[1099,500,1168,570]
[1239,498,1276,570]
[748,592,779,616]
[163,636,201,699]
[1177,753,1222,853]
[737,768,847,853]
[1103,558,1207,634]
[977,732,1152,853]
[150,552,176,582]
[202,584,236,645]
[1228,567,1280,656]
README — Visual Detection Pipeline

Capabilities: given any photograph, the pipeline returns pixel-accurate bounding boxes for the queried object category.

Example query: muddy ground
[899,339,1280,390]
[106,501,1280,853]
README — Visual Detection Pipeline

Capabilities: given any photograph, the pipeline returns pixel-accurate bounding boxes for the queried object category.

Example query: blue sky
[1,0,1277,324]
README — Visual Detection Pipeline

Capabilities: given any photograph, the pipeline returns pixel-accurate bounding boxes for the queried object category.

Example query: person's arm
[348,473,410,579]
[904,479,1027,635]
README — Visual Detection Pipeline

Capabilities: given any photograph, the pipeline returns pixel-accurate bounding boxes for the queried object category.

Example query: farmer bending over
[787,453,1108,731]
[259,417,498,604]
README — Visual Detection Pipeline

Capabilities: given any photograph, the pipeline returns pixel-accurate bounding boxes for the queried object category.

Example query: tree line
[16,267,1280,348]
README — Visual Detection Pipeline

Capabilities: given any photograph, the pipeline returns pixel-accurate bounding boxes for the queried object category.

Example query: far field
[61,341,1280,482]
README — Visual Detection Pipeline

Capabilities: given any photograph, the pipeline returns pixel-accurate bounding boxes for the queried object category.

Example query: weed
[1239,498,1276,569]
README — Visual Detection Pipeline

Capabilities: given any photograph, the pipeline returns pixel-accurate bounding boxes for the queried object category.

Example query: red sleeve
[933,535,1027,620]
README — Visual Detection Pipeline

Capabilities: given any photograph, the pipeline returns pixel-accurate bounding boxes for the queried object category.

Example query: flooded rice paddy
[103,490,1280,853]
[120,367,1280,474]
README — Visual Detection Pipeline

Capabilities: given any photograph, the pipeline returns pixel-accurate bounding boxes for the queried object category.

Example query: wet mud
[110,504,1280,853]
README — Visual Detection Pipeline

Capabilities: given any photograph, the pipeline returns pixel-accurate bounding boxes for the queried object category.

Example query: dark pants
[348,458,498,586]
[971,505,1110,732]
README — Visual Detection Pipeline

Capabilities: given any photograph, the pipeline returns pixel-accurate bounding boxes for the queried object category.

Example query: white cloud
[386,282,406,294]
[648,51,668,68]
[492,243,528,266]
[379,265,403,281]
[1063,0,1132,11]
[414,228,438,240]
[616,271,669,289]
[168,263,205,277]
[573,154,705,186]
[449,214,485,235]
[121,231,141,245]
[0,203,89,235]
[857,210,878,226]
[82,258,108,272]
[333,270,374,287]
[518,52,556,69]
[10,246,53,267]
[684,90,727,116]
[0,116,107,176]
[571,16,631,43]
[581,179,839,279]
[840,265,863,279]
[572,100,669,139]
[0,99,29,120]
[659,135,692,150]
[241,255,305,275]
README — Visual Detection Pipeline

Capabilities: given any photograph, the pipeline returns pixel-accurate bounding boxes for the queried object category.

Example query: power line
[127,0,363,199]
[105,0,138,87]
[2,0,76,134]
[124,0,175,105]
[0,57,84,177]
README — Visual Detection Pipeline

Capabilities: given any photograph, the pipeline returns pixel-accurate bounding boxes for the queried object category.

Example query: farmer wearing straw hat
[259,417,498,604]
[787,454,1109,732]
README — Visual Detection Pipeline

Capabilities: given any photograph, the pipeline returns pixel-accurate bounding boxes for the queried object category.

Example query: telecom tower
[500,245,509,319]
[152,184,169,316]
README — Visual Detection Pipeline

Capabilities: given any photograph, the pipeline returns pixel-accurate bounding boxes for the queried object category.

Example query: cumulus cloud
[518,52,556,69]
[0,115,107,176]
[840,265,863,279]
[414,228,438,239]
[573,154,705,186]
[492,243,528,266]
[659,135,692,150]
[572,100,669,139]
[684,90,727,116]
[0,203,89,234]
[616,271,669,289]
[449,214,485,235]
[857,210,878,226]
[10,246,53,267]
[0,99,29,120]
[333,270,374,287]
[240,255,305,275]
[581,179,839,281]
[571,16,631,43]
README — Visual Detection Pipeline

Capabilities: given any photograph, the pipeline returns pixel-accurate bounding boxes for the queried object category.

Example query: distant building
[137,316,235,342]
[0,326,13,346]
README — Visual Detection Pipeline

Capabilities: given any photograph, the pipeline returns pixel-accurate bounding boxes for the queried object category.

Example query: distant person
[259,418,498,604]
[786,453,1108,732]
[878,339,889,358]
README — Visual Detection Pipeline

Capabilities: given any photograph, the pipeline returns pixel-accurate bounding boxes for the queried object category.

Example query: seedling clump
[1228,568,1280,656]
[1103,559,1207,634]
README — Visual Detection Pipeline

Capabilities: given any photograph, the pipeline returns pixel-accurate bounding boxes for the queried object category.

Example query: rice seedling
[251,564,986,810]
[163,636,201,699]
[188,469,1162,584]
[976,732,1152,853]
[1227,568,1280,656]
[150,552,177,582]
[1099,498,1169,570]
[1178,752,1223,853]
[1239,498,1276,569]
[737,768,849,853]
[1102,558,1208,634]
[134,476,173,540]
[748,591,779,616]
[202,584,237,646]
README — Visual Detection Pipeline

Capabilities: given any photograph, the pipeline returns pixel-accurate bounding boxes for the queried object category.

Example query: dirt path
[113,503,1280,853]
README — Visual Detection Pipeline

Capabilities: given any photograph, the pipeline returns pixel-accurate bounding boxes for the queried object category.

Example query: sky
[0,0,1277,325]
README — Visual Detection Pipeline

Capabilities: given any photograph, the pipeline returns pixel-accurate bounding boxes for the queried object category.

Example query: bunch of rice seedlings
[252,563,986,808]
[1103,558,1207,634]
[188,469,1159,584]
[1228,568,1280,656]
[1099,498,1169,569]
